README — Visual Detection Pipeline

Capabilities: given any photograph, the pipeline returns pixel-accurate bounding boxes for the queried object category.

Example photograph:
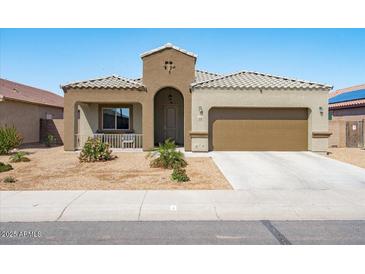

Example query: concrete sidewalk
[1,189,365,222]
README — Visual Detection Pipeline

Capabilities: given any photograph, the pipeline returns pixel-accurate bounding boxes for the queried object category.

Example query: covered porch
[75,102,143,149]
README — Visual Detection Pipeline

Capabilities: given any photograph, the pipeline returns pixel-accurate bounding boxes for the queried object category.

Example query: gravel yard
[0,146,231,190]
[328,147,365,169]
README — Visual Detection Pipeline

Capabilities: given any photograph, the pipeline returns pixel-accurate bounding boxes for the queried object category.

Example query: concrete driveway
[1,152,365,222]
[211,151,365,190]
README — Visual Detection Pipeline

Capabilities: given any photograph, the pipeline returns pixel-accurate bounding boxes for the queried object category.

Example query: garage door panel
[209,108,308,151]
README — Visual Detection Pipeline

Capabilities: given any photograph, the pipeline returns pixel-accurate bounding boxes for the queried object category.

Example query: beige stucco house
[62,43,332,153]
[0,78,64,144]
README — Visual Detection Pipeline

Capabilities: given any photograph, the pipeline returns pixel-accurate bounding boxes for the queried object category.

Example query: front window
[102,107,130,130]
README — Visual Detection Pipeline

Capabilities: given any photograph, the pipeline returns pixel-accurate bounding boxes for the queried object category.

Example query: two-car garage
[191,70,331,153]
[208,107,308,151]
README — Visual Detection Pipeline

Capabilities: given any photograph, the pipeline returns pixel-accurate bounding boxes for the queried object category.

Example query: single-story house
[61,43,332,153]
[0,78,64,144]
[329,84,365,148]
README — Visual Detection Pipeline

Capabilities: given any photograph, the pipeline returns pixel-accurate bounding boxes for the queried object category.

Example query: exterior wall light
[199,106,203,115]
[319,106,324,115]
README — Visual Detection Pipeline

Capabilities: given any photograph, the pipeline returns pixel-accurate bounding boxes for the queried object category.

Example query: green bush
[0,162,13,173]
[79,137,115,162]
[171,167,190,182]
[3,176,16,183]
[147,139,187,169]
[9,151,30,163]
[44,134,55,147]
[0,126,23,155]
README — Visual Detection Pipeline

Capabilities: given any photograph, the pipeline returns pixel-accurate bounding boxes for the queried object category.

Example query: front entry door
[164,105,177,142]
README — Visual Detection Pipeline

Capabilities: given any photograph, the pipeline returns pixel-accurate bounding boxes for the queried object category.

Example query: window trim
[101,107,131,131]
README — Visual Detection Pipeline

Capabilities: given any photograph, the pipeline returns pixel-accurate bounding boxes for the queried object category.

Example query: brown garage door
[209,108,308,151]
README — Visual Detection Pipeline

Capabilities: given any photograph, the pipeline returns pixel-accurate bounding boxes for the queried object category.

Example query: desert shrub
[0,126,23,155]
[79,137,115,162]
[147,139,187,169]
[3,176,16,183]
[9,151,30,163]
[44,134,55,147]
[0,162,13,173]
[171,167,190,182]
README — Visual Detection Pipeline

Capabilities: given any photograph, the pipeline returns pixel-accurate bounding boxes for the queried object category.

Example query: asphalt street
[1,220,364,244]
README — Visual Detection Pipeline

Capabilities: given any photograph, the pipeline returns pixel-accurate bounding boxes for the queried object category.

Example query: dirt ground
[327,147,365,169]
[0,146,231,190]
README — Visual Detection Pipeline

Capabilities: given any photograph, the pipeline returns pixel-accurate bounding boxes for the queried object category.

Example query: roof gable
[140,43,197,59]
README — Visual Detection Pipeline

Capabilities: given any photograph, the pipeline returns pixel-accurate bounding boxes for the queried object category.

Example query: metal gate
[346,121,364,148]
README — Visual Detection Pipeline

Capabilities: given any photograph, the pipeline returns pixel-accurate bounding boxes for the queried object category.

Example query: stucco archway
[154,87,184,146]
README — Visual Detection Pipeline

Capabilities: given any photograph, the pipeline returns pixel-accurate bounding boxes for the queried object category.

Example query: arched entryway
[154,87,184,146]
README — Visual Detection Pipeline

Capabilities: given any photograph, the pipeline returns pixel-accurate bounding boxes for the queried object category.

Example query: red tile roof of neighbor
[329,99,365,109]
[0,78,63,108]
[329,83,365,109]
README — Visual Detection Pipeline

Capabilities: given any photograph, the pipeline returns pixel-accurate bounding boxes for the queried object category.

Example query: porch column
[64,100,78,151]
[142,102,154,151]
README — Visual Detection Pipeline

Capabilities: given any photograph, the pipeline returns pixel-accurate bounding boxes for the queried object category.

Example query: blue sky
[1,28,364,96]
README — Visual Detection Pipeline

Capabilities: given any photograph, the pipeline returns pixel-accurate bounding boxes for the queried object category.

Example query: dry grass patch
[327,147,365,169]
[0,146,231,190]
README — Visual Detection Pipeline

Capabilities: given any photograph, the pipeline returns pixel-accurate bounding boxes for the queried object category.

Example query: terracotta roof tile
[329,99,365,109]
[0,78,63,108]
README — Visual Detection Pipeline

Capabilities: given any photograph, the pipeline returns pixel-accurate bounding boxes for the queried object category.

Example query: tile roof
[133,78,143,84]
[329,99,365,109]
[133,70,221,84]
[61,70,331,93]
[329,85,365,109]
[192,70,332,90]
[61,75,145,91]
[194,70,222,83]
[0,78,63,108]
[140,43,197,59]
[66,70,221,91]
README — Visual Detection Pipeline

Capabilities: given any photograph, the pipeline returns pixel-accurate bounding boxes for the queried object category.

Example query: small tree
[0,126,23,155]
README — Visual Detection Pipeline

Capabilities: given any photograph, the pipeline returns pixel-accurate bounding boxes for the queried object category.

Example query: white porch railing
[76,134,143,149]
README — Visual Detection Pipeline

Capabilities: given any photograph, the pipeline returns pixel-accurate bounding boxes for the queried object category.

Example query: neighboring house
[328,84,365,148]
[0,78,64,144]
[62,43,332,153]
